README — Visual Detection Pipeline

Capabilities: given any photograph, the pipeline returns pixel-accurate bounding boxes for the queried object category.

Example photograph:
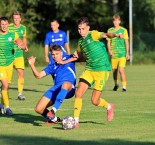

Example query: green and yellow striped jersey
[9,23,26,58]
[77,30,111,71]
[107,26,129,59]
[0,32,19,66]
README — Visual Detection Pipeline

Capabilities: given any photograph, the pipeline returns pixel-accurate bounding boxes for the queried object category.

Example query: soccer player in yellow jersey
[107,15,129,91]
[58,17,123,128]
[9,11,29,100]
[0,17,26,115]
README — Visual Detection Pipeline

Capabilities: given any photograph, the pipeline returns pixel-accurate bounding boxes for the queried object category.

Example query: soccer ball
[62,116,76,130]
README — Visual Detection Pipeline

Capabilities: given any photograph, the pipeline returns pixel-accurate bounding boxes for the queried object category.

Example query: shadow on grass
[0,113,45,126]
[0,113,105,127]
[9,87,44,93]
[0,135,154,145]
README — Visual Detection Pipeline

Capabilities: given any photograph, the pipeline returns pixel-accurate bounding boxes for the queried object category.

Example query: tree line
[0,0,155,51]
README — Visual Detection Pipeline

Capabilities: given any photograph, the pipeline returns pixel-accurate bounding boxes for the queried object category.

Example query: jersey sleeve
[43,63,54,75]
[77,39,82,53]
[124,29,129,40]
[91,30,104,41]
[63,31,68,43]
[14,32,19,42]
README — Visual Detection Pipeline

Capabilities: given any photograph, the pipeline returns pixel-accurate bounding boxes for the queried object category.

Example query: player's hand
[56,59,66,65]
[24,46,29,52]
[126,54,130,60]
[73,51,78,59]
[108,50,113,56]
[27,56,36,65]
[116,33,124,39]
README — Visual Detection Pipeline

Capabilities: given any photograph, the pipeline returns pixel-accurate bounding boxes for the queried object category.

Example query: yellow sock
[97,98,109,109]
[122,81,126,88]
[2,90,9,107]
[74,98,82,118]
[18,78,24,94]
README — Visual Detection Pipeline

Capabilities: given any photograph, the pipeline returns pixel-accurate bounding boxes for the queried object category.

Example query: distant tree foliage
[0,0,155,48]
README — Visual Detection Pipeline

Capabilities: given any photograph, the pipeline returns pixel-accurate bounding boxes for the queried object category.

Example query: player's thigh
[118,57,126,68]
[0,63,13,84]
[13,57,25,69]
[111,58,119,69]
[79,70,93,85]
[43,85,61,103]
[93,71,109,91]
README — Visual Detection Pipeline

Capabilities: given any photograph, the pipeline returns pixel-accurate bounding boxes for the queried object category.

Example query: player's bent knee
[34,106,43,114]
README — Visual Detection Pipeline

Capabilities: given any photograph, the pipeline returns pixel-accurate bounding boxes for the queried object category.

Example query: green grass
[0,64,155,145]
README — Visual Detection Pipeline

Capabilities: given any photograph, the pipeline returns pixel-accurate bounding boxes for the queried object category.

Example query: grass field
[0,64,155,145]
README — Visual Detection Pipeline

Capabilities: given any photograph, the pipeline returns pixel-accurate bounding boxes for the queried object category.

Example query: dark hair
[49,44,62,52]
[51,19,59,24]
[77,17,90,26]
[0,16,9,22]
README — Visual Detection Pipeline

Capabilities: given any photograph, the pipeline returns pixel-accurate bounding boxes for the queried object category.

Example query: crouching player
[28,45,76,124]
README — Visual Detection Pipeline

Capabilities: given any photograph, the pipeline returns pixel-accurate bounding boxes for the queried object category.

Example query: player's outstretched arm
[102,33,124,39]
[57,51,78,65]
[27,56,46,79]
[15,38,26,50]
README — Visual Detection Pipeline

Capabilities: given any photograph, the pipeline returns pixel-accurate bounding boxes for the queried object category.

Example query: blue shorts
[43,83,75,103]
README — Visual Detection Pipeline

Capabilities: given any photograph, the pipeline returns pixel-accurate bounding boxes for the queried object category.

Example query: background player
[44,19,70,63]
[0,16,26,115]
[107,14,129,91]
[9,11,29,100]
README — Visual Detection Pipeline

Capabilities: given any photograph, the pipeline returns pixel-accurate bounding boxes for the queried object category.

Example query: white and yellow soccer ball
[62,116,76,130]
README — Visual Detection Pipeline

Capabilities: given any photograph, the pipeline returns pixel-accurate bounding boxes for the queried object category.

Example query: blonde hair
[12,11,21,17]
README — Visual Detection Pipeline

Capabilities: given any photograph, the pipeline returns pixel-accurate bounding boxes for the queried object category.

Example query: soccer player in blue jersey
[44,19,70,63]
[28,45,76,124]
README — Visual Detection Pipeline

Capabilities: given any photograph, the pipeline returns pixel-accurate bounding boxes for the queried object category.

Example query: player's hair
[49,44,62,52]
[113,14,121,21]
[12,11,21,17]
[0,16,9,22]
[51,19,59,24]
[77,17,90,26]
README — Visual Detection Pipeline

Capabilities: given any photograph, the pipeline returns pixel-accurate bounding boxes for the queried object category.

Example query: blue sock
[53,88,68,110]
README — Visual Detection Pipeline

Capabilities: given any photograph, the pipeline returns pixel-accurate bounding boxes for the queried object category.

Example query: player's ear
[87,25,90,30]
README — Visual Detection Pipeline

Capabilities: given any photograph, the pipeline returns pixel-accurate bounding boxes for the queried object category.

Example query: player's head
[113,14,121,27]
[50,19,59,32]
[12,11,22,26]
[0,16,9,33]
[77,17,90,38]
[49,45,63,62]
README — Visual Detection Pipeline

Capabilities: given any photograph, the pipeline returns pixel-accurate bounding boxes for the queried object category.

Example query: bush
[133,51,155,64]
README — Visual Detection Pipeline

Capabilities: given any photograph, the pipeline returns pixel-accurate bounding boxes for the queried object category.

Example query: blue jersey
[43,54,76,86]
[44,29,68,48]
